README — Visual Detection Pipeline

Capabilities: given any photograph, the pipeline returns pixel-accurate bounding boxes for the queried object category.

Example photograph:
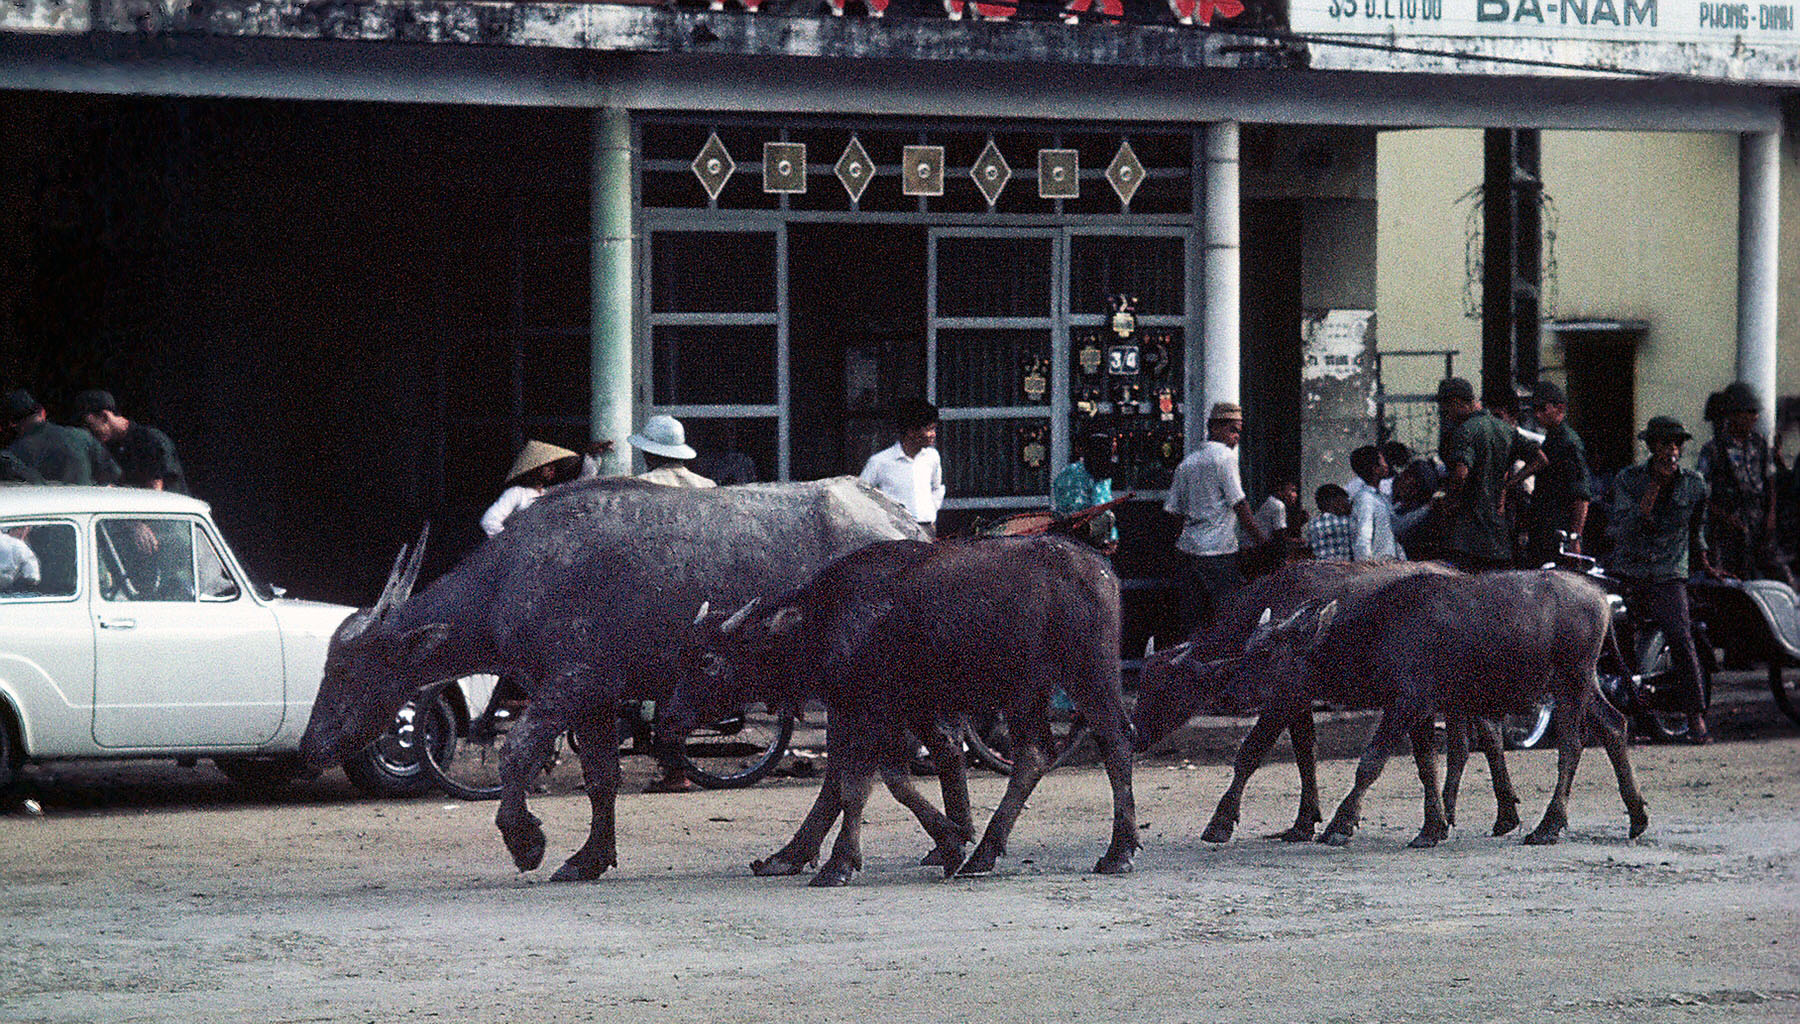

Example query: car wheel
[342,694,449,798]
[0,711,18,801]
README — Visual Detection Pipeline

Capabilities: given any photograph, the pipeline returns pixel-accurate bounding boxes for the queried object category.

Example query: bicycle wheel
[419,676,510,801]
[679,704,795,789]
[961,711,1092,776]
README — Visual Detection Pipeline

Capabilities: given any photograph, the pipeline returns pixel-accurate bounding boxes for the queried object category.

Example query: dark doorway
[1561,327,1642,478]
[787,224,928,481]
[1240,199,1305,500]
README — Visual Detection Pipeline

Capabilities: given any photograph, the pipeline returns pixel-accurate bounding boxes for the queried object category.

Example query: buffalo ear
[391,623,450,667]
[765,605,804,636]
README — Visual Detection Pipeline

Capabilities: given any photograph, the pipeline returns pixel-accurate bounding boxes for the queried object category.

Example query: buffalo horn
[693,601,711,626]
[720,597,760,635]
[370,541,412,617]
[1167,641,1198,666]
[393,523,430,609]
[1143,636,1156,659]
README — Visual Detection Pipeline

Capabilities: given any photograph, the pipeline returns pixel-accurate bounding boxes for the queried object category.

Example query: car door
[0,518,93,756]
[91,516,286,749]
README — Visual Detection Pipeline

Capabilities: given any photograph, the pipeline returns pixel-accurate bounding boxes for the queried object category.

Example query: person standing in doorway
[860,398,945,537]
[72,390,188,494]
[1522,381,1593,566]
[1435,377,1544,573]
[1164,401,1265,630]
[1608,416,1724,744]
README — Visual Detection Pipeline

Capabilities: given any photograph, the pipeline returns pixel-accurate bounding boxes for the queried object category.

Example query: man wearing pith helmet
[630,414,715,490]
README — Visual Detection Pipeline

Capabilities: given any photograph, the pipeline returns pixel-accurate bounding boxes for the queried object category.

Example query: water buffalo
[665,535,1138,886]
[298,477,927,882]
[1132,559,1522,843]
[1246,569,1649,848]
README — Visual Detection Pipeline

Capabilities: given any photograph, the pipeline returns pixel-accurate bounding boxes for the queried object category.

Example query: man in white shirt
[1164,401,1266,629]
[1348,444,1401,561]
[860,398,945,536]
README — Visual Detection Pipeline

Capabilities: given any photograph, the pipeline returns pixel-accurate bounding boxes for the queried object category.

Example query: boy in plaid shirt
[1302,484,1356,562]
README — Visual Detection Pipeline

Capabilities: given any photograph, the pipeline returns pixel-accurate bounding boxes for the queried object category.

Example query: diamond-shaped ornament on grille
[835,135,875,204]
[763,142,807,194]
[692,133,735,202]
[1038,148,1079,199]
[901,145,945,197]
[1106,140,1146,207]
[970,139,1011,206]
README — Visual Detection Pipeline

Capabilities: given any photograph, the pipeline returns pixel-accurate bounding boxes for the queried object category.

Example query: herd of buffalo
[299,477,1651,887]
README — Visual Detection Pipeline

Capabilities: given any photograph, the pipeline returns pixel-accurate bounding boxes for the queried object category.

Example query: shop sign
[1289,0,1800,45]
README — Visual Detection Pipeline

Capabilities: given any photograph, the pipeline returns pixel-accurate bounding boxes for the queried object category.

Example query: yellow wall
[1376,127,1788,457]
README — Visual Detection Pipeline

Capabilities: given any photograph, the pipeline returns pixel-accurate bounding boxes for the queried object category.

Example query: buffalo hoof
[1270,824,1316,843]
[922,844,966,878]
[956,853,998,877]
[550,857,610,883]
[1317,830,1353,848]
[1492,808,1522,837]
[751,855,809,877]
[809,862,857,887]
[1199,820,1236,844]
[501,817,548,873]
[1407,832,1445,849]
[1522,827,1561,846]
[1093,852,1134,875]
[1628,808,1649,839]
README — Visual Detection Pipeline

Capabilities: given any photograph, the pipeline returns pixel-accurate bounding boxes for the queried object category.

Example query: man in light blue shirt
[1348,444,1401,561]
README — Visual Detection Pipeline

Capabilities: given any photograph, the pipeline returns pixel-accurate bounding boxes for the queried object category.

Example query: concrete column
[591,107,636,475]
[1738,130,1780,437]
[1201,121,1241,429]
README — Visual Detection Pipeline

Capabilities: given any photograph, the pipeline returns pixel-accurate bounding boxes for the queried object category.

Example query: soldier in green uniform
[1607,415,1726,744]
[1523,380,1594,566]
[3,390,120,486]
[1435,377,1546,573]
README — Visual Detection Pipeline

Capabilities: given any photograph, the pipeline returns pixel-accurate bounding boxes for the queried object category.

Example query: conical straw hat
[505,440,579,485]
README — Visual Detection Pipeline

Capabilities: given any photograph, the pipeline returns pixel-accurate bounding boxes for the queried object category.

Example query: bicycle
[415,674,794,800]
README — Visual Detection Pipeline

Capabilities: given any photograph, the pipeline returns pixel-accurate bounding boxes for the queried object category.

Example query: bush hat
[1639,416,1693,445]
[1207,401,1243,423]
[628,414,697,461]
[1435,377,1475,403]
[1720,381,1761,415]
[1529,381,1567,407]
[71,389,117,418]
[505,440,580,486]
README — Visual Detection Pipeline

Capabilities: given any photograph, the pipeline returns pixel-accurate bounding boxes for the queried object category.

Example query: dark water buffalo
[1247,569,1649,847]
[1132,559,1522,843]
[298,477,927,882]
[666,535,1138,886]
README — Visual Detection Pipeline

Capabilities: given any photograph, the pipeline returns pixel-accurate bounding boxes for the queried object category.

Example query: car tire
[341,695,449,798]
[0,710,19,802]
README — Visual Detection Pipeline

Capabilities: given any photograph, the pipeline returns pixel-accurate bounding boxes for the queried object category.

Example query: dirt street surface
[4,674,1797,1024]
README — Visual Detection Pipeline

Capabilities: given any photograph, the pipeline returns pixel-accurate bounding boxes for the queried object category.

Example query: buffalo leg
[811,759,878,887]
[1588,691,1650,838]
[1524,695,1584,845]
[878,765,968,878]
[1091,722,1139,874]
[752,761,843,876]
[917,719,974,868]
[494,702,567,874]
[1201,710,1289,844]
[959,718,1050,877]
[1442,714,1470,829]
[1278,710,1324,843]
[1408,717,1450,849]
[1472,716,1522,836]
[550,703,621,882]
[1320,707,1416,846]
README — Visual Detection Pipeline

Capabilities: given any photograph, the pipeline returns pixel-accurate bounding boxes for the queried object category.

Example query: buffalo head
[300,526,451,772]
[1132,635,1244,752]
[1239,599,1337,681]
[662,596,804,743]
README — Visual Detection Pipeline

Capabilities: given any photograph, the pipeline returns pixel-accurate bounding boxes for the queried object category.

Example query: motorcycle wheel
[1500,697,1556,750]
[1770,663,1800,727]
[961,711,1092,776]
[680,705,795,789]
[1633,630,1713,743]
[418,679,510,801]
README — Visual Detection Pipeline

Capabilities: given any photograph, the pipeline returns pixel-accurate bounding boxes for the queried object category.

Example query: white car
[0,484,478,797]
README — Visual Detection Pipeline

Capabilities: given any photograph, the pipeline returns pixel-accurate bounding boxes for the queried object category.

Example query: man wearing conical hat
[479,439,582,537]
